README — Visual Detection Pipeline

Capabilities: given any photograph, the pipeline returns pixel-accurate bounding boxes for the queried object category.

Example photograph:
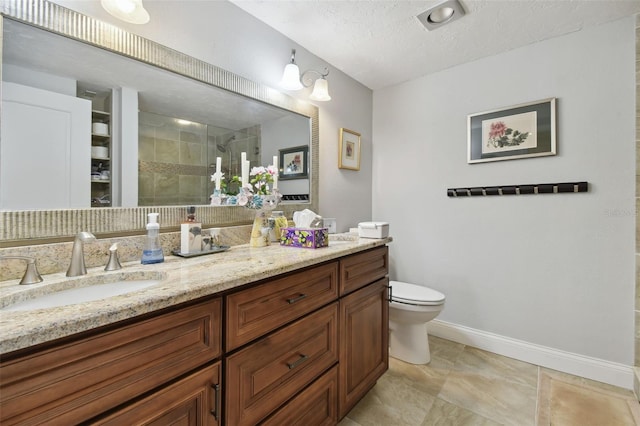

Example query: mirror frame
[0,0,318,245]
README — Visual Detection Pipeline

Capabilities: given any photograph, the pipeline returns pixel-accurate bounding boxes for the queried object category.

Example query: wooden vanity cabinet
[0,298,222,426]
[0,245,389,425]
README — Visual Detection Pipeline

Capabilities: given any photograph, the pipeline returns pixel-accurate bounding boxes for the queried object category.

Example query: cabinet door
[94,362,221,426]
[339,278,389,419]
[1,81,91,209]
[226,303,339,426]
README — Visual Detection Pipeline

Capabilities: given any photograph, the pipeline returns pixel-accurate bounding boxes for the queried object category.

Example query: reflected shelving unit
[91,108,111,207]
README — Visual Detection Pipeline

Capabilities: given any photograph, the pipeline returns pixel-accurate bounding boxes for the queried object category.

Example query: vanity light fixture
[303,68,331,102]
[101,0,150,24]
[280,49,331,101]
[280,49,304,90]
[417,0,466,31]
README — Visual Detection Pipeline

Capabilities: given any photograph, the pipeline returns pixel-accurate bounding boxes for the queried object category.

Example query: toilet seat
[390,280,445,306]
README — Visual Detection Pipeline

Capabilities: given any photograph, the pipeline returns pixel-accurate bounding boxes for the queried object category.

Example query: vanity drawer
[93,361,222,426]
[340,246,389,295]
[226,303,339,426]
[226,261,339,351]
[261,365,338,426]
[0,298,222,426]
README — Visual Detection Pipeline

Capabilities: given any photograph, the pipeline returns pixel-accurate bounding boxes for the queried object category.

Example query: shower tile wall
[207,125,261,195]
[138,113,209,206]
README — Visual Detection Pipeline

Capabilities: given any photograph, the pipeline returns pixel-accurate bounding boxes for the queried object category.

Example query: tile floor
[340,336,640,426]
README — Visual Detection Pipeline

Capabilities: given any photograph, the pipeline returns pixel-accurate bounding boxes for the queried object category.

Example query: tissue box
[358,222,389,239]
[280,227,329,249]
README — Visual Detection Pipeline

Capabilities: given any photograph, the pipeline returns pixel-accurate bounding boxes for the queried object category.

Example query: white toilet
[388,280,446,364]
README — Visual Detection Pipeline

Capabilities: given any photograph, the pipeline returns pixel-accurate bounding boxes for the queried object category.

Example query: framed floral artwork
[467,98,556,164]
[339,128,361,170]
[279,145,308,180]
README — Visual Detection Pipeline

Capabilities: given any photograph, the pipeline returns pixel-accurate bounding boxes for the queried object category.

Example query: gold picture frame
[338,128,361,170]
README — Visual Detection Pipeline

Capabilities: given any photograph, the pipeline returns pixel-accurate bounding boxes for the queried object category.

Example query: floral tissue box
[280,227,329,249]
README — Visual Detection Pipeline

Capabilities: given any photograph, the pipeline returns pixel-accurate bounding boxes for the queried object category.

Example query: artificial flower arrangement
[210,165,281,210]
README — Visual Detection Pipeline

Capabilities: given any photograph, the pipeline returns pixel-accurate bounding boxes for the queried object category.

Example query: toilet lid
[390,280,445,306]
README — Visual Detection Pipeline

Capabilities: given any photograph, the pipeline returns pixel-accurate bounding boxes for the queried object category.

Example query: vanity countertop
[0,235,391,355]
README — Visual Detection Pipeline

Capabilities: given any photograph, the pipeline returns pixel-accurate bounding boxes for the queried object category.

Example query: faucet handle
[0,256,44,285]
[105,243,122,271]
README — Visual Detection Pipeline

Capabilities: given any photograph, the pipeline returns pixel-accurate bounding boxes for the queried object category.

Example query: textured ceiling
[230,0,640,90]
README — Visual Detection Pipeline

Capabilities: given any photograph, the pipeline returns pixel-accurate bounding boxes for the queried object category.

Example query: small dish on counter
[171,246,231,258]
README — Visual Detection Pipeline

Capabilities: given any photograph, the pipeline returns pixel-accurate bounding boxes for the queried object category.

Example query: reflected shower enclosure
[138,111,260,206]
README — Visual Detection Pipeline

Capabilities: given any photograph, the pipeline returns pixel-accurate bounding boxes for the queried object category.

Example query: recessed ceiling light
[417,0,466,31]
[428,7,455,24]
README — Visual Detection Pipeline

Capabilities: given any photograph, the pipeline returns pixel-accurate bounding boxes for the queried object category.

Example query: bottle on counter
[180,206,202,254]
[141,213,164,264]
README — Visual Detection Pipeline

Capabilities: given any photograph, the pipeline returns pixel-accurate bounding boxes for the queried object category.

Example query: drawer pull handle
[210,383,221,420]
[286,293,307,304]
[287,354,309,369]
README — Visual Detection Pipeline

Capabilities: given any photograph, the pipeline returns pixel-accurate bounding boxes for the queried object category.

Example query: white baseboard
[429,319,634,390]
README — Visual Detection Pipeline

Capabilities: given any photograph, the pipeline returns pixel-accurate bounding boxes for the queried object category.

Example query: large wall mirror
[0,0,318,244]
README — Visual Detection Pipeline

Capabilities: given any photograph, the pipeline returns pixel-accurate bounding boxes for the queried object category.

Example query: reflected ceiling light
[280,49,331,102]
[417,0,466,31]
[101,0,150,24]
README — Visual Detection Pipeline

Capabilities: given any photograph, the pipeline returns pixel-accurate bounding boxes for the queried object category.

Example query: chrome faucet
[67,231,96,277]
[0,256,44,285]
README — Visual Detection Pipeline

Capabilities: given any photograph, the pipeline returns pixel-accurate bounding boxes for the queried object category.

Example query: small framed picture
[279,145,308,180]
[467,98,556,164]
[339,128,361,170]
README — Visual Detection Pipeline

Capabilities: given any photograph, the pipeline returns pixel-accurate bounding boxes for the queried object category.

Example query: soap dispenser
[141,213,164,264]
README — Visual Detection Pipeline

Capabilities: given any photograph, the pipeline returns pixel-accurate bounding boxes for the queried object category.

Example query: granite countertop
[0,235,391,355]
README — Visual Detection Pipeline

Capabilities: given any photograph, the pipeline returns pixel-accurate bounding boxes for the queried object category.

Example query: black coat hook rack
[447,181,588,197]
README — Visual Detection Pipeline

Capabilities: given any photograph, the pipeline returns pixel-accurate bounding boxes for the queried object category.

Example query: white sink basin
[1,273,164,312]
